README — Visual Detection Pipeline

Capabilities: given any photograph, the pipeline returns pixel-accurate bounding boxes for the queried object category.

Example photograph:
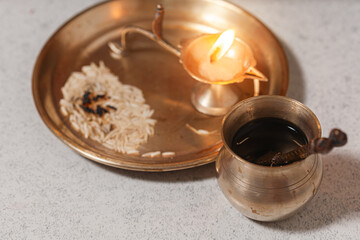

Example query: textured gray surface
[1,0,359,239]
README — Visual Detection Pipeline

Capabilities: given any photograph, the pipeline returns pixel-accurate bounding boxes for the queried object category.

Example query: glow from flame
[110,7,122,19]
[209,29,235,63]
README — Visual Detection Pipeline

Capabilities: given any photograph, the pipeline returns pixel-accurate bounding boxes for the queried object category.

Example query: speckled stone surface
[1,0,359,239]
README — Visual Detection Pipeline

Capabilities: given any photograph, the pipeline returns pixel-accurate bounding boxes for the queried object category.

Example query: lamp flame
[209,29,235,63]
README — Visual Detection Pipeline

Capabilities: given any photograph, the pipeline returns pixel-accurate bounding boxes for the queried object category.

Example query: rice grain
[60,62,156,154]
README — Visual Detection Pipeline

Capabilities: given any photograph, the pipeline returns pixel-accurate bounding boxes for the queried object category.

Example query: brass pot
[216,95,323,221]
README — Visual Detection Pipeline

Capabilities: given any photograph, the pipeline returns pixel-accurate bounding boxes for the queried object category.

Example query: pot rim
[220,95,322,171]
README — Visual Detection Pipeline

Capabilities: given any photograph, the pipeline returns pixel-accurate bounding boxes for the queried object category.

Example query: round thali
[32,0,288,171]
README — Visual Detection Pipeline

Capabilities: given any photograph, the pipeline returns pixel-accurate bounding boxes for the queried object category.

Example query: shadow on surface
[257,153,360,231]
[89,160,217,183]
[281,41,306,103]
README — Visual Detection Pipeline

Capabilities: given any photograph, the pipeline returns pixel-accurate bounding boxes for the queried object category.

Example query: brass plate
[32,0,288,171]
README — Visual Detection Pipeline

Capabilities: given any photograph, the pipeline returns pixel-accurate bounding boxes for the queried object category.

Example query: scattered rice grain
[162,152,176,158]
[142,151,161,158]
[185,123,217,135]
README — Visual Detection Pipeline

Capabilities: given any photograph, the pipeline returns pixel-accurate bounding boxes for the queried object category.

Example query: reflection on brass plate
[32,0,288,171]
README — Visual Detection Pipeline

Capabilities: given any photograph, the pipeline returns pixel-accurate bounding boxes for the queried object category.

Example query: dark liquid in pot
[231,117,308,166]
